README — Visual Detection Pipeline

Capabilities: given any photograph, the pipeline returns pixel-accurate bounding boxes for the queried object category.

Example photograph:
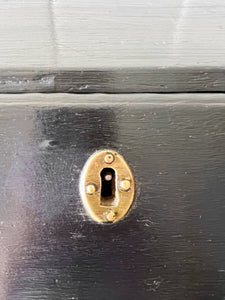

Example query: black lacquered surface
[1,94,225,299]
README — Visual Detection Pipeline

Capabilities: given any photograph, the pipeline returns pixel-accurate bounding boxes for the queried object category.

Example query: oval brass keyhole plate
[80,150,135,223]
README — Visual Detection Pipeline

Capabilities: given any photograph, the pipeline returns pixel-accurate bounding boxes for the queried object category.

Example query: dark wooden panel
[1,68,225,94]
[0,94,225,299]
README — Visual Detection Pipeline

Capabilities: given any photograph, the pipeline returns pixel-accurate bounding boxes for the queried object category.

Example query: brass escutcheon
[80,150,135,223]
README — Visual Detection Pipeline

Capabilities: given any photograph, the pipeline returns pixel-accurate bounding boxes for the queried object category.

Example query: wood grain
[0,93,225,299]
[2,68,225,94]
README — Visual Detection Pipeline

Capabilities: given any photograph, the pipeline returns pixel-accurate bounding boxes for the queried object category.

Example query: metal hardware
[106,210,116,222]
[80,150,135,223]
[86,183,97,195]
[119,179,131,191]
[104,152,115,164]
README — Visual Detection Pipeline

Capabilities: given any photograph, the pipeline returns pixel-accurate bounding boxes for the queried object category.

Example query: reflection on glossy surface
[0,95,225,299]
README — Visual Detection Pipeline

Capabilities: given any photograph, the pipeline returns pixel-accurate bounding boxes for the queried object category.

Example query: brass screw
[106,210,116,222]
[86,183,96,195]
[119,179,131,191]
[104,153,114,164]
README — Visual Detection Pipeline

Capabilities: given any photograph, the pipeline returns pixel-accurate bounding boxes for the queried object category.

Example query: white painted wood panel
[0,0,224,70]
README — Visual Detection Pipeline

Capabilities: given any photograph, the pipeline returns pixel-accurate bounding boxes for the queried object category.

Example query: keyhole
[100,168,117,206]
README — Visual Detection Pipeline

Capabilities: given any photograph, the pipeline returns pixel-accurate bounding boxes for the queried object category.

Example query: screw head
[86,183,96,195]
[119,179,131,191]
[104,172,112,181]
[106,210,116,222]
[104,153,114,164]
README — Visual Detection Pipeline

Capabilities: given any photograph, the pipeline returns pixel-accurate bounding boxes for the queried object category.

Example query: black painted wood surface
[1,68,225,94]
[0,94,225,299]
